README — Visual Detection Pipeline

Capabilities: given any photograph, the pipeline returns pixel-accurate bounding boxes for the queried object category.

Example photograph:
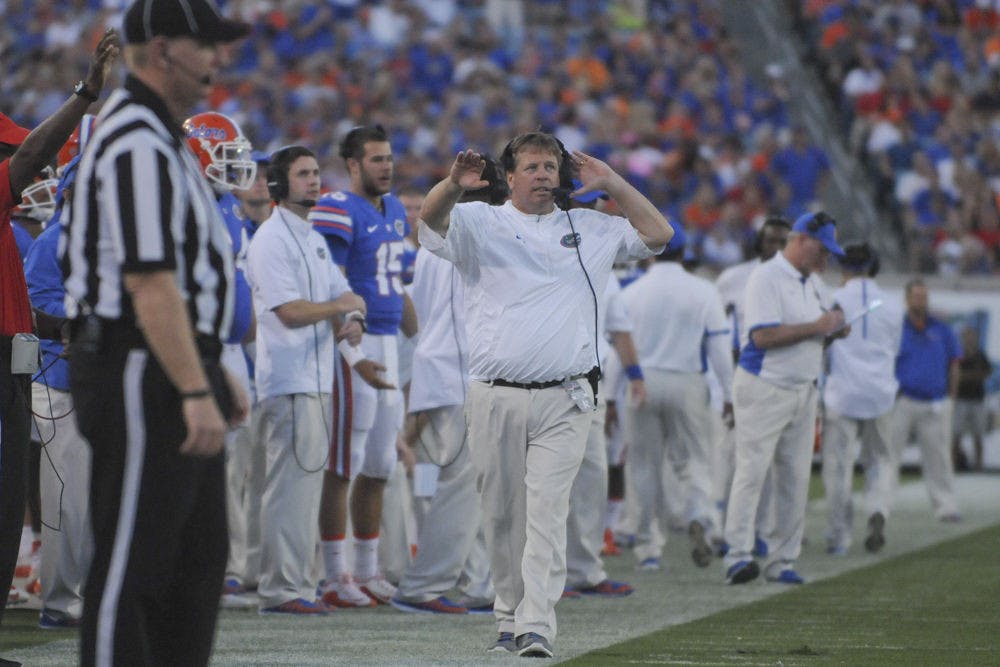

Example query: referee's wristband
[625,364,644,381]
[180,388,212,400]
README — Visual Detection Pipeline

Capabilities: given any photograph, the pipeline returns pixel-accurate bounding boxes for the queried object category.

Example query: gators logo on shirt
[560,232,581,248]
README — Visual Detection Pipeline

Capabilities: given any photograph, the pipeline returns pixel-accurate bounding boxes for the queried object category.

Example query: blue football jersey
[310,191,409,335]
[217,192,252,344]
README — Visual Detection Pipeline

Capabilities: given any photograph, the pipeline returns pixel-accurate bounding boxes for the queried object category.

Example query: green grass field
[567,524,1000,666]
[2,472,996,665]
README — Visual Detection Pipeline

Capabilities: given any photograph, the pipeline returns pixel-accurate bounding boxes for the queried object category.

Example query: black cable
[12,358,67,533]
[560,207,602,381]
[278,208,332,473]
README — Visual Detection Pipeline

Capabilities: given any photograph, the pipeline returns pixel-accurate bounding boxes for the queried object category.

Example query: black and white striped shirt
[60,74,234,341]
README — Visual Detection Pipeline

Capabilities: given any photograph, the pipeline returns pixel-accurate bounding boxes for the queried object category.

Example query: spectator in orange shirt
[566,42,610,94]
[684,182,722,233]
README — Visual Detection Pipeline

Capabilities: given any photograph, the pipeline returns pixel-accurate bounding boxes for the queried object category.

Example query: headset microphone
[550,186,573,210]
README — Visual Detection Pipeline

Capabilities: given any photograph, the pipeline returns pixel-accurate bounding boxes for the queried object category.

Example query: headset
[499,132,575,209]
[804,211,836,234]
[840,242,880,277]
[459,153,509,205]
[266,145,316,203]
[500,132,601,388]
[753,215,791,256]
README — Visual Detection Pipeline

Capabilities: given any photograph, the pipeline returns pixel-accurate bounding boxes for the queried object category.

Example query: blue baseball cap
[792,211,844,258]
[570,179,608,204]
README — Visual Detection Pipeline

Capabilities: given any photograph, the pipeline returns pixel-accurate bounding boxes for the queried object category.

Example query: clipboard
[832,298,882,334]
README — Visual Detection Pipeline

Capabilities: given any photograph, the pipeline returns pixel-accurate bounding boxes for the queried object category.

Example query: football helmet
[14,167,58,222]
[57,114,97,174]
[183,111,256,191]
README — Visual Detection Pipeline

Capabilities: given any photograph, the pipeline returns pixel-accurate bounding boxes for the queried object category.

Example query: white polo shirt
[246,206,353,400]
[408,248,469,412]
[599,276,633,364]
[716,258,759,352]
[621,261,733,401]
[738,251,832,388]
[419,200,659,383]
[823,277,902,419]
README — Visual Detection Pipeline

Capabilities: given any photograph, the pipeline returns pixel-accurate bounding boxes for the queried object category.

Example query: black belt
[490,367,599,391]
[70,316,223,360]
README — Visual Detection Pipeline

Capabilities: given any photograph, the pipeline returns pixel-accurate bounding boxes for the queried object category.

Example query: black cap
[123,0,251,44]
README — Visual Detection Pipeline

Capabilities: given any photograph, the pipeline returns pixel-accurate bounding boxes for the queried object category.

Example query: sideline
[5,473,998,665]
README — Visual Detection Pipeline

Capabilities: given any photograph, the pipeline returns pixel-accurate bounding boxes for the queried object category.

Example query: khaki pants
[627,370,716,561]
[466,380,592,642]
[566,390,608,588]
[723,369,817,575]
[891,396,958,518]
[821,409,894,550]
[257,393,330,607]
[33,382,93,620]
[397,404,492,603]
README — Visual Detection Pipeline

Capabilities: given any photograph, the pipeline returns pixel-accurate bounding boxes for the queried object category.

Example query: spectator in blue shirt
[770,126,830,211]
[892,279,962,523]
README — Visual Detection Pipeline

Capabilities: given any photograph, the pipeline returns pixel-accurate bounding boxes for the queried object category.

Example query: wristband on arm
[625,364,644,381]
[338,339,366,367]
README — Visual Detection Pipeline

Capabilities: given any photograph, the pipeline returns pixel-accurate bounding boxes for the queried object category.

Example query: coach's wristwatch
[74,80,98,103]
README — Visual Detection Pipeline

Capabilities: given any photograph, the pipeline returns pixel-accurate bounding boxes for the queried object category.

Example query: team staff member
[309,125,411,608]
[24,144,96,630]
[892,279,962,522]
[0,33,117,632]
[419,133,671,657]
[723,212,846,586]
[60,3,250,664]
[821,244,902,555]
[389,163,507,615]
[951,327,991,472]
[246,145,365,614]
[713,217,790,556]
[622,223,733,571]
[564,272,640,596]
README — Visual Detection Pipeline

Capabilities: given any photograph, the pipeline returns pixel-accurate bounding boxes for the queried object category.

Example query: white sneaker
[321,574,375,608]
[8,585,28,606]
[357,573,396,605]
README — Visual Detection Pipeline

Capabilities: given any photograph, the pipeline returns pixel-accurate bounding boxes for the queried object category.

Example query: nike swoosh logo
[367,225,378,233]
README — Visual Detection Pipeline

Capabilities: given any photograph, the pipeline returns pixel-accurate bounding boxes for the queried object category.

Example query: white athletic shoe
[357,573,396,605]
[7,585,29,606]
[320,574,375,608]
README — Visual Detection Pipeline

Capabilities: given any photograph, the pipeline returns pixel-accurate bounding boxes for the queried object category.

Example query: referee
[60,2,250,665]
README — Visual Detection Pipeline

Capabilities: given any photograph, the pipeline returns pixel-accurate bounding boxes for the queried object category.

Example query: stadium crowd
[3,0,826,273]
[795,0,1000,274]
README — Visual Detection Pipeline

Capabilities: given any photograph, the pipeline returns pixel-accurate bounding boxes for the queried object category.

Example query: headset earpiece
[266,145,315,203]
[266,160,288,202]
[500,139,514,173]
[551,136,575,191]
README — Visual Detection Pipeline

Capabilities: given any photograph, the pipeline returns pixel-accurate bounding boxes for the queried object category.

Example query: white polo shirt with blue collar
[738,251,832,389]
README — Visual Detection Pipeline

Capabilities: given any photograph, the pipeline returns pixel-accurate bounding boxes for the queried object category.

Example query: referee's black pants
[0,335,31,626]
[71,344,229,667]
